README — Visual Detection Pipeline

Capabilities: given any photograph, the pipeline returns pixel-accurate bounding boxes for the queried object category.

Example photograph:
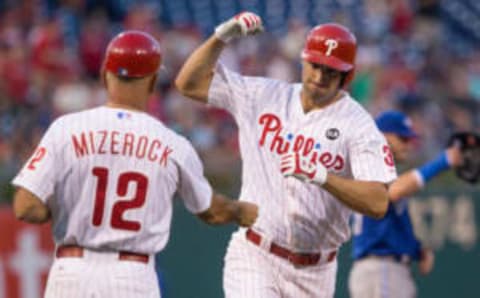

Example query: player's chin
[312,89,337,103]
[308,81,330,93]
[305,86,326,99]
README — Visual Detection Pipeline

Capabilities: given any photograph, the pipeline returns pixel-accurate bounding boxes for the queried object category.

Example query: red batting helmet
[103,30,162,78]
[301,23,357,86]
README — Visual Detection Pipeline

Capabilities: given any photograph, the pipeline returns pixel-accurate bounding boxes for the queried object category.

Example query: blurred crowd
[1,0,479,202]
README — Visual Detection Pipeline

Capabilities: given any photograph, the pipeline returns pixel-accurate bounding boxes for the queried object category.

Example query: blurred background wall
[0,0,478,297]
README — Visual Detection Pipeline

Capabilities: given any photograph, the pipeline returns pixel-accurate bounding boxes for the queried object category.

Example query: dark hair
[339,72,348,87]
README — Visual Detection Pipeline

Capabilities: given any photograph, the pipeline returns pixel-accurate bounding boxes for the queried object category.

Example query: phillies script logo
[258,113,344,170]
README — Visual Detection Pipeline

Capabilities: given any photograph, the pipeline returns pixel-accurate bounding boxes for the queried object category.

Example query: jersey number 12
[91,167,148,231]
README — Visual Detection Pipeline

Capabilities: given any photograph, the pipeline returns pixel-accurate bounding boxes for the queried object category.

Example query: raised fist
[214,11,264,43]
[280,153,328,185]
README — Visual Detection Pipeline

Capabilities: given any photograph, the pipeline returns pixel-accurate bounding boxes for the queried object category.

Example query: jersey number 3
[383,145,395,167]
[91,167,148,231]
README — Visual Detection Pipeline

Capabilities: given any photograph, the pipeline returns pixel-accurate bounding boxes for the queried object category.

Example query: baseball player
[175,12,396,298]
[11,30,258,298]
[349,110,463,298]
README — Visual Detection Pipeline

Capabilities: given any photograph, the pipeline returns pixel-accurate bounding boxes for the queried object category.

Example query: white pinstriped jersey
[12,106,212,254]
[209,64,396,252]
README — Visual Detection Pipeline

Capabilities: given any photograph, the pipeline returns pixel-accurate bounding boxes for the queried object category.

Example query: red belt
[56,245,149,264]
[246,229,337,266]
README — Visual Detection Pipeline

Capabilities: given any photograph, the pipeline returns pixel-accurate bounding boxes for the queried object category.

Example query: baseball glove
[447,131,480,184]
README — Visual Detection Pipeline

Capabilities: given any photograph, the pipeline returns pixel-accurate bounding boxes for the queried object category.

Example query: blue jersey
[351,199,421,261]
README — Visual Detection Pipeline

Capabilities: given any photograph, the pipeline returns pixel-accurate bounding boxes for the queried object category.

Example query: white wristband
[214,12,263,43]
[312,164,328,186]
[214,19,239,43]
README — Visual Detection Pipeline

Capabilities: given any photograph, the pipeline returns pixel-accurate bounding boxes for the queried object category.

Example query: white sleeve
[348,121,397,183]
[176,142,213,214]
[11,119,61,203]
[208,63,268,119]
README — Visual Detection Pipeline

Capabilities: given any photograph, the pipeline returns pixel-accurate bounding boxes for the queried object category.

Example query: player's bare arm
[281,153,388,218]
[175,36,225,102]
[322,175,388,219]
[389,144,463,202]
[13,187,51,224]
[197,193,258,227]
[387,173,419,202]
[175,12,263,102]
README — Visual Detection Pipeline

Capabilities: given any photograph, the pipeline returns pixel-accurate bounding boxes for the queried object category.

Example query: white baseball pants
[44,249,160,298]
[349,256,416,298]
[223,230,338,298]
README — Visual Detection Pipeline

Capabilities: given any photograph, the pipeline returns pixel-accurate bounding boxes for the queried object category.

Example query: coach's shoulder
[53,106,99,123]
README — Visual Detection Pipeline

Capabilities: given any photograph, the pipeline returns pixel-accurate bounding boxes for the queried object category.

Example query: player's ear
[100,68,108,89]
[148,74,158,94]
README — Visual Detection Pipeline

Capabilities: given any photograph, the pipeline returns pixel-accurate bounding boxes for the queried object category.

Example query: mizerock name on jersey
[71,130,173,166]
[258,113,344,170]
